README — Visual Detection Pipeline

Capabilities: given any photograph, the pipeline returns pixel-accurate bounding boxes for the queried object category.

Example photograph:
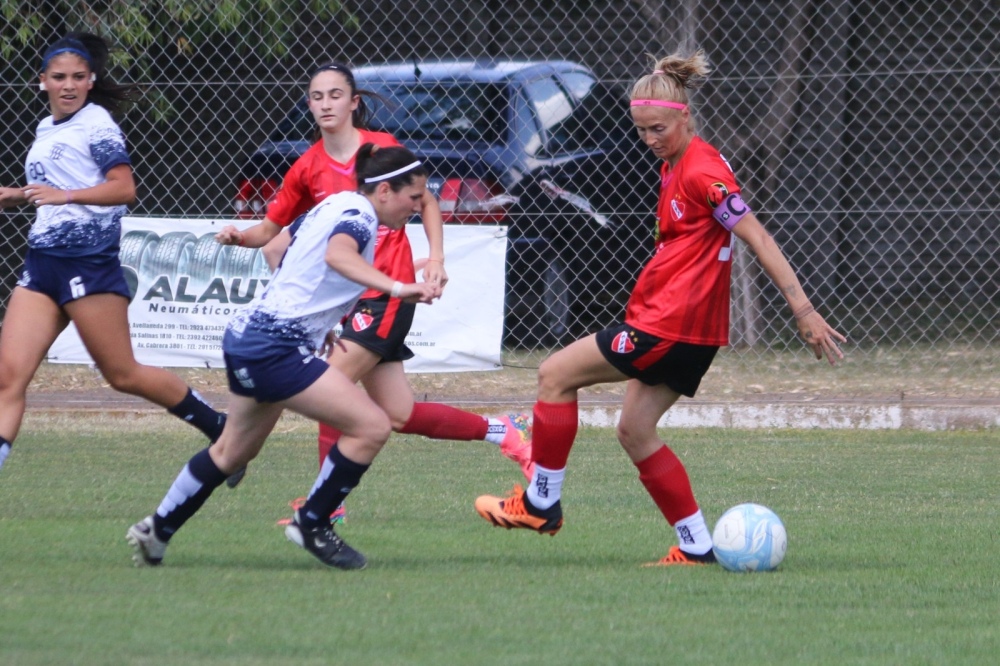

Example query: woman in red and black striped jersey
[475,51,845,566]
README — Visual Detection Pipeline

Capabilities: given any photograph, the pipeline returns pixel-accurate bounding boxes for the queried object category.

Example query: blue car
[233,60,658,346]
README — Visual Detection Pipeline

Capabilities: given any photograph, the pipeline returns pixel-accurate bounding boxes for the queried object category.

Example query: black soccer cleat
[284,510,367,570]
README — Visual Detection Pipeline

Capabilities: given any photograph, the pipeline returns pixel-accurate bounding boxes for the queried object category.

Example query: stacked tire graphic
[119,230,269,301]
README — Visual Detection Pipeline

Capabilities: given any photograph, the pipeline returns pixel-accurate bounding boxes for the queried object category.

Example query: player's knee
[615,420,648,453]
[356,411,392,449]
[536,357,566,401]
[0,359,32,396]
[102,365,143,394]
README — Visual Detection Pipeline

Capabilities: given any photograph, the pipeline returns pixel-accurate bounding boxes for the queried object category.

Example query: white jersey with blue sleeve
[25,102,131,258]
[225,191,378,355]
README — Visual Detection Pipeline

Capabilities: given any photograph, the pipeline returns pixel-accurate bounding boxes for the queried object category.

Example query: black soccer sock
[298,445,370,530]
[153,447,228,542]
[167,388,226,442]
[0,437,11,472]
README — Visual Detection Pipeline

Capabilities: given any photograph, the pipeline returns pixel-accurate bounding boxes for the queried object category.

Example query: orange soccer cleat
[642,546,717,567]
[475,484,562,535]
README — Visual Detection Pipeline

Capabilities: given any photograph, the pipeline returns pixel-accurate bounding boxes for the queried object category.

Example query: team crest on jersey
[49,143,68,161]
[670,198,685,221]
[351,310,374,332]
[707,182,729,207]
[611,331,636,354]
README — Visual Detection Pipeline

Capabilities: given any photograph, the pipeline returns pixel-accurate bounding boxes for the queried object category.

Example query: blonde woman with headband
[128,145,439,570]
[0,33,228,477]
[475,51,845,566]
[215,62,533,513]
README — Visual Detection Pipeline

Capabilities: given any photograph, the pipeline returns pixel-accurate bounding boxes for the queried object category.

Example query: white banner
[48,217,508,372]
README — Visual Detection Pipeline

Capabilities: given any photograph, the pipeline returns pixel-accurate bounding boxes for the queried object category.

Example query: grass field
[2,413,998,665]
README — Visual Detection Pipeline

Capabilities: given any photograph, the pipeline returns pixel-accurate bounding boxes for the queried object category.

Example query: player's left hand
[796,310,846,365]
[320,329,347,358]
[417,258,449,290]
[22,184,70,206]
[399,281,439,304]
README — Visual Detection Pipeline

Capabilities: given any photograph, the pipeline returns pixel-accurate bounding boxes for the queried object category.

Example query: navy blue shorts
[338,295,415,363]
[224,345,329,403]
[595,323,719,397]
[18,249,133,307]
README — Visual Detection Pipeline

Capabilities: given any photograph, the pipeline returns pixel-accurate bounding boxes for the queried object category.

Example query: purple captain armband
[712,192,751,230]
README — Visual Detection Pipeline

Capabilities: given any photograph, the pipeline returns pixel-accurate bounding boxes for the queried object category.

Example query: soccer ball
[712,503,787,572]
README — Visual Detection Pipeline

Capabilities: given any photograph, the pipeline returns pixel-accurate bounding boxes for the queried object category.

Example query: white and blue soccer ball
[712,503,787,572]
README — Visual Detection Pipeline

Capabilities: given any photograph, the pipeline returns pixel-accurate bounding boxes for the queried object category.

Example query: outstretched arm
[732,212,846,364]
[215,217,283,249]
[417,190,448,288]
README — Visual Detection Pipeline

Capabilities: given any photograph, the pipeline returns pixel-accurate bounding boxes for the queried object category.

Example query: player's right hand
[215,225,245,245]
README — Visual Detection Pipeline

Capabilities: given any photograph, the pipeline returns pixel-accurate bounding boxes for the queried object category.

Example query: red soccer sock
[532,400,578,470]
[398,402,489,440]
[635,445,700,525]
[318,422,341,468]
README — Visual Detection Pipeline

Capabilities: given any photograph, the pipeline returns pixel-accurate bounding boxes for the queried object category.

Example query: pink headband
[630,99,688,111]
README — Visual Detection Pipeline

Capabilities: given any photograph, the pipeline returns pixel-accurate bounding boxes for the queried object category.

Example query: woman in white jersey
[127,144,438,570]
[0,33,228,475]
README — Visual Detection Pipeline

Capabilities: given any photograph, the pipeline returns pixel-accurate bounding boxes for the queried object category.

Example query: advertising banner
[48,217,508,372]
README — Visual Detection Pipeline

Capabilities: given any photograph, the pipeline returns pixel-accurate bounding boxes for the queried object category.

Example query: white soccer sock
[526,464,564,510]
[0,441,10,471]
[484,417,506,445]
[674,509,713,555]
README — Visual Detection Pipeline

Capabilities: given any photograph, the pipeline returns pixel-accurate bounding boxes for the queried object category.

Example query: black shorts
[339,295,416,363]
[595,323,718,397]
[18,249,132,307]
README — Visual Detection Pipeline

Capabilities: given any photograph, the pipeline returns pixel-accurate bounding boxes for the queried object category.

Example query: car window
[513,90,543,156]
[365,83,507,143]
[523,76,575,156]
[559,72,596,103]
[525,74,623,156]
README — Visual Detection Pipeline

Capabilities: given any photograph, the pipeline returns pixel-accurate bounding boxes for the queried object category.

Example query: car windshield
[367,82,507,143]
[268,82,508,144]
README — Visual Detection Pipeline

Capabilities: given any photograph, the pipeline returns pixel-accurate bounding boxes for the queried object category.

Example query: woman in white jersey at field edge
[127,144,438,570]
[0,33,228,476]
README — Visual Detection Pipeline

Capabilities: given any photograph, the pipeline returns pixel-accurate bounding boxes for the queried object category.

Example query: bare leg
[65,293,189,407]
[285,366,391,464]
[617,379,681,462]
[0,287,68,441]
[361,361,415,430]
[208,395,284,473]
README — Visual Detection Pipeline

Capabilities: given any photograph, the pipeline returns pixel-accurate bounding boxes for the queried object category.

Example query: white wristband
[390,281,404,298]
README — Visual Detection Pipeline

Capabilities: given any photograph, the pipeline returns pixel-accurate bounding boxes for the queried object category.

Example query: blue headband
[42,44,93,71]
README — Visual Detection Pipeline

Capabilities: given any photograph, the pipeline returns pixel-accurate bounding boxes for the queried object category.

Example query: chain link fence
[2,0,997,376]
